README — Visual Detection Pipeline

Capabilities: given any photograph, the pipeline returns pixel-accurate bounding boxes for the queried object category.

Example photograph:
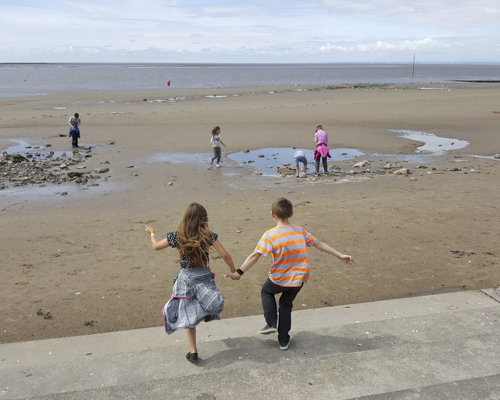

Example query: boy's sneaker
[280,339,291,351]
[216,164,221,168]
[259,324,277,334]
[313,171,319,176]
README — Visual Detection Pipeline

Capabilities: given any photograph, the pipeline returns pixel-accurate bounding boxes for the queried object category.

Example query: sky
[1,0,499,63]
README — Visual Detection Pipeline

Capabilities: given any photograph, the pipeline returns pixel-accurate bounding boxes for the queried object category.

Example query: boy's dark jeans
[261,278,303,346]
[71,130,79,147]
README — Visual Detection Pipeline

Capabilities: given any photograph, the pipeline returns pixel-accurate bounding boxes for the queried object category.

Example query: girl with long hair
[145,203,236,363]
[209,126,226,167]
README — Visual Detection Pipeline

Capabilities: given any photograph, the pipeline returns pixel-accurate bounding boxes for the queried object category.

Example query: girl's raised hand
[145,225,155,235]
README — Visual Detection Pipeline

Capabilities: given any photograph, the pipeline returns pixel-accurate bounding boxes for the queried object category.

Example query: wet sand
[1,83,500,343]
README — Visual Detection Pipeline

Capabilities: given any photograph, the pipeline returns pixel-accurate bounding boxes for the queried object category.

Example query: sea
[0,63,499,98]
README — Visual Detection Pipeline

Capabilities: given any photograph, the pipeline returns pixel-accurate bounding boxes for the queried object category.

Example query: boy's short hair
[272,198,293,219]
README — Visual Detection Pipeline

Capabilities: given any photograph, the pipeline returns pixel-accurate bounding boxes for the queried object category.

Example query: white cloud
[0,0,499,62]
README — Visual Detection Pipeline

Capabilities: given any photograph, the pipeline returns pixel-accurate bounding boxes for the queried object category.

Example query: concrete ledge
[1,289,500,399]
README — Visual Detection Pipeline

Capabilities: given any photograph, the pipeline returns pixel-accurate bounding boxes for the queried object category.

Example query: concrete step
[1,289,500,399]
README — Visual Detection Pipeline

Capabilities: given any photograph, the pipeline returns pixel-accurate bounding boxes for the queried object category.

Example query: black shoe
[204,314,215,323]
[280,339,291,351]
[259,324,277,334]
[186,352,198,363]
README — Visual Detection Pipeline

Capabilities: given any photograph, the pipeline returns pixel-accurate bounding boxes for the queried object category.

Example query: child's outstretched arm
[212,239,236,273]
[313,240,355,265]
[145,225,170,250]
[225,251,261,280]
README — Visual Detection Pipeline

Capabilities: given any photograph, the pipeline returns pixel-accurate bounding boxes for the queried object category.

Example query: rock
[167,182,173,186]
[60,164,69,170]
[76,166,86,169]
[247,160,254,163]
[242,149,250,153]
[266,165,273,168]
[132,173,138,177]
[127,165,135,168]
[108,141,115,145]
[101,161,110,164]
[258,155,265,158]
[7,154,27,163]
[254,172,263,175]
[353,160,369,168]
[494,154,500,159]
[393,168,410,176]
[94,168,109,173]
[45,144,52,147]
[60,192,68,196]
[67,172,84,178]
[340,153,347,156]
[409,177,418,181]
[299,172,307,178]
[276,167,292,175]
[84,146,92,150]
[415,165,428,169]
[384,163,401,169]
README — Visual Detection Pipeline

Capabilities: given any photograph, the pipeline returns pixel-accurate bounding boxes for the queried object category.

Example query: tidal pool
[227,147,364,175]
[2,140,78,160]
[392,130,469,155]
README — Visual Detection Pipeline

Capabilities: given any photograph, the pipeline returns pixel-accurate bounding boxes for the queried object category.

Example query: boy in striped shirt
[226,198,355,350]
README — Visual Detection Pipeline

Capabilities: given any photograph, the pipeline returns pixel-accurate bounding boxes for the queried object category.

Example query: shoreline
[1,84,499,344]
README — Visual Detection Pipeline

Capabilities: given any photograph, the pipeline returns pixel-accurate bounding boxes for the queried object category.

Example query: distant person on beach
[145,203,236,363]
[293,150,308,176]
[314,125,330,176]
[68,113,81,148]
[210,126,226,168]
[225,198,354,350]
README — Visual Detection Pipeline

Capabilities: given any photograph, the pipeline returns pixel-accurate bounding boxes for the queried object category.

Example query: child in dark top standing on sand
[68,113,81,148]
[210,126,226,168]
[145,203,236,363]
[225,198,354,350]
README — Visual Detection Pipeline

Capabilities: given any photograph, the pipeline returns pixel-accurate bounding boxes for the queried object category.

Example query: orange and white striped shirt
[255,225,316,287]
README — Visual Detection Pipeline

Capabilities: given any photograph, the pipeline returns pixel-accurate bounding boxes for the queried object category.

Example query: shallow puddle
[392,130,469,154]
[227,147,364,175]
[2,139,79,160]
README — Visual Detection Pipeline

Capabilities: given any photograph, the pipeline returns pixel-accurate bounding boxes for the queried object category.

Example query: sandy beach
[1,83,499,344]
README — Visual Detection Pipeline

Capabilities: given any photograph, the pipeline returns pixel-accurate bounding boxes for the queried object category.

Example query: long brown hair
[212,126,220,136]
[176,203,214,268]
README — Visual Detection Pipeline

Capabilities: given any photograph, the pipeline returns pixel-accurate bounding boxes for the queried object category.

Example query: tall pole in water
[412,53,415,80]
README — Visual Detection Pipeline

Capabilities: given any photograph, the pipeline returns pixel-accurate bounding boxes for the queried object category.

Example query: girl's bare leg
[186,328,198,354]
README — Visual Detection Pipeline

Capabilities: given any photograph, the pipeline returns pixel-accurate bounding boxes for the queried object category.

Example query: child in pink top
[315,125,328,145]
[314,125,330,175]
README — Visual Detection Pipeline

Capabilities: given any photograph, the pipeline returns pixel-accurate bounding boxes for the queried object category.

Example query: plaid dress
[162,232,224,335]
